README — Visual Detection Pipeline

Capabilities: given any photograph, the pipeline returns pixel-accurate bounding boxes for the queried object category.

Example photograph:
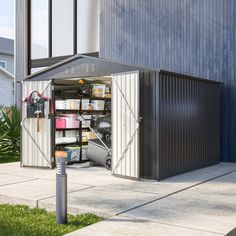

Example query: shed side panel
[140,71,159,180]
[158,72,220,179]
[21,81,52,168]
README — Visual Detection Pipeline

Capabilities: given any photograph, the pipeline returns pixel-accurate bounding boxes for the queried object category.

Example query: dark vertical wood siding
[100,0,235,162]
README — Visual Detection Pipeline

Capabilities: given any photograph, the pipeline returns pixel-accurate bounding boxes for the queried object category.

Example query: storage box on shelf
[81,145,89,160]
[91,100,105,110]
[81,99,90,110]
[82,131,97,142]
[56,137,78,145]
[92,84,106,98]
[56,115,80,129]
[56,99,80,110]
[64,146,80,163]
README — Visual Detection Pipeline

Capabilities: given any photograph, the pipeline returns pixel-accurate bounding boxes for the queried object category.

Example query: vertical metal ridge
[158,72,220,179]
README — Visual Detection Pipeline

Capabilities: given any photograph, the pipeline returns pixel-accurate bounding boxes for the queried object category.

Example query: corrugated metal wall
[100,0,235,162]
[139,71,159,180]
[158,72,220,179]
[21,80,52,167]
[112,72,140,179]
[140,71,221,180]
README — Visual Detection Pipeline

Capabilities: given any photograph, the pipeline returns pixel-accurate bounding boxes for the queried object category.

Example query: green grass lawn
[0,155,20,164]
[0,204,103,236]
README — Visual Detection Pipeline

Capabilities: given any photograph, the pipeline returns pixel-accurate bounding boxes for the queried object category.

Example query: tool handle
[37,113,40,132]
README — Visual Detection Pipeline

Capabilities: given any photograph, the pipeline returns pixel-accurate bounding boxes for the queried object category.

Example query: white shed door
[112,71,140,179]
[21,80,52,168]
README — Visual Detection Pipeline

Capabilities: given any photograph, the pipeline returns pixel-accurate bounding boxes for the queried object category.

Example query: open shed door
[112,71,140,179]
[21,80,53,168]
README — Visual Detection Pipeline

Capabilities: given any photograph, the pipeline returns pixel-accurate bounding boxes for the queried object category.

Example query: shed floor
[0,162,235,235]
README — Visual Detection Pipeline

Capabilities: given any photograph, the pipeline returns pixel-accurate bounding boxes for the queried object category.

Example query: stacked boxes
[56,99,81,110]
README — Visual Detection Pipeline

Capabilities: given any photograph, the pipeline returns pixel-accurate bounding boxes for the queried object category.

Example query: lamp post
[55,151,68,224]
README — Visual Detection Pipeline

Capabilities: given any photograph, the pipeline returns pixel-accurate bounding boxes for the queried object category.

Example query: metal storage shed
[21,55,221,180]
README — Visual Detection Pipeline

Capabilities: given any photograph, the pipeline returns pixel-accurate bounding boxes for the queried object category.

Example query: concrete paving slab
[0,162,55,180]
[177,172,236,204]
[0,162,235,235]
[65,216,222,236]
[0,178,92,208]
[123,171,236,235]
[0,173,36,186]
[39,186,159,217]
[101,163,236,195]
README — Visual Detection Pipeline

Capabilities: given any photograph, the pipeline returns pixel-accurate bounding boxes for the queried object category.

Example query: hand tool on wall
[34,109,42,132]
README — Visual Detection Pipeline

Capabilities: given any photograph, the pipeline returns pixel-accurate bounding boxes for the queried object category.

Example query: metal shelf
[55,141,89,146]
[56,109,111,113]
[56,128,80,131]
[56,142,78,146]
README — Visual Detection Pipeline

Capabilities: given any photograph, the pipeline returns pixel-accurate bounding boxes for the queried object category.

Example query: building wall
[0,54,14,75]
[15,0,28,108]
[100,0,236,162]
[0,71,13,107]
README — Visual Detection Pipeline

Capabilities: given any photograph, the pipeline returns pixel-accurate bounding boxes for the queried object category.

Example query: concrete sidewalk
[0,162,235,235]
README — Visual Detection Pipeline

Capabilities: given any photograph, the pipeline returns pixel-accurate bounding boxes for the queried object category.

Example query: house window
[31,0,49,59]
[77,0,99,54]
[0,60,7,69]
[52,0,74,57]
[28,0,99,74]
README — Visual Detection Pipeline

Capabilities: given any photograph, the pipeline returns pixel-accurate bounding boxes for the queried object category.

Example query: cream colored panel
[112,72,139,179]
[21,80,52,167]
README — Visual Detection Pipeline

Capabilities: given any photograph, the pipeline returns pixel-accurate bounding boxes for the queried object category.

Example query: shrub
[0,106,20,157]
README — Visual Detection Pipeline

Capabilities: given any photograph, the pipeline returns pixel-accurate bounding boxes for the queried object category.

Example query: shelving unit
[54,84,111,164]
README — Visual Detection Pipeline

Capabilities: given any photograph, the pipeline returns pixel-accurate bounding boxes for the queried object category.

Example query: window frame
[28,0,78,74]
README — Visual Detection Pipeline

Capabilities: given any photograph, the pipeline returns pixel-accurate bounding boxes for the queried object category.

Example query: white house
[0,37,14,107]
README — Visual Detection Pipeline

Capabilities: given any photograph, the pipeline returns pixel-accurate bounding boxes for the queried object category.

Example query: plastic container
[67,99,81,110]
[55,131,63,138]
[56,117,66,129]
[91,100,105,110]
[82,132,96,142]
[56,100,81,110]
[80,115,92,120]
[60,114,80,128]
[64,117,79,128]
[81,145,88,160]
[81,99,90,110]
[55,137,77,144]
[64,146,80,162]
[92,84,106,98]
[65,130,78,137]
[56,100,68,110]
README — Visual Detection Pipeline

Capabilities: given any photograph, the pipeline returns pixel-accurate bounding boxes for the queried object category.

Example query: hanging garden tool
[22,91,51,133]
[34,109,42,132]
